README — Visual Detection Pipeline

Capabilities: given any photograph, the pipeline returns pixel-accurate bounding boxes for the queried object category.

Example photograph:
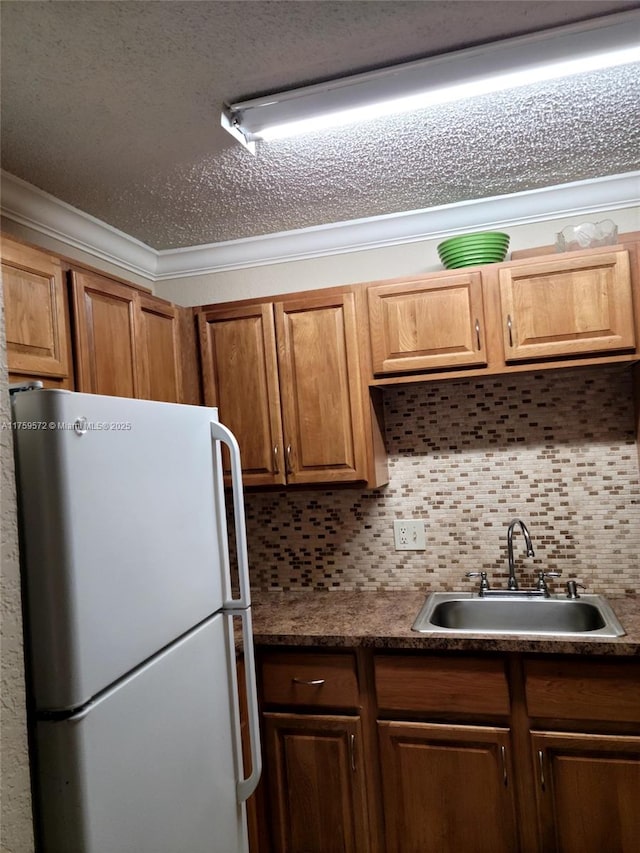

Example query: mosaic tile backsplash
[244,366,640,596]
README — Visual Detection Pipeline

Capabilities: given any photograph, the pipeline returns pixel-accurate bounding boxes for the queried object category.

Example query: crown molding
[1,172,157,279]
[2,169,639,282]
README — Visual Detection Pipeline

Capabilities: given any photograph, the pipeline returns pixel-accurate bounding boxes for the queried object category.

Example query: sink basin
[412,592,626,637]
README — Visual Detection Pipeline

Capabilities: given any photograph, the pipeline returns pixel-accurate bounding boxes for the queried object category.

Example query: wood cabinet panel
[261,652,360,710]
[532,731,640,853]
[2,238,71,379]
[198,303,285,486]
[375,654,510,716]
[138,294,183,403]
[263,713,370,853]
[499,250,635,361]
[524,658,640,724]
[275,292,366,484]
[71,270,142,397]
[367,272,487,374]
[378,721,518,853]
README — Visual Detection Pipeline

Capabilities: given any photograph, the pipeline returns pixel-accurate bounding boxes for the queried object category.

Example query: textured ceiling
[1,0,639,250]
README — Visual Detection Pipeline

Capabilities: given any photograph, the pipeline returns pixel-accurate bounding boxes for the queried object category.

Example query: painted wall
[0,277,35,852]
[153,206,640,306]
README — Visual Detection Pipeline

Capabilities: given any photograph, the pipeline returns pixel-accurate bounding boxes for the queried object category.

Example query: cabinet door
[275,293,367,484]
[198,303,285,486]
[499,250,635,361]
[367,272,487,374]
[378,721,518,853]
[71,270,143,398]
[263,713,370,853]
[532,731,640,853]
[138,294,183,403]
[2,237,71,380]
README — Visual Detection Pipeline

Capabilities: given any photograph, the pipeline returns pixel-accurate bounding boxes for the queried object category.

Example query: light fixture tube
[222,10,639,150]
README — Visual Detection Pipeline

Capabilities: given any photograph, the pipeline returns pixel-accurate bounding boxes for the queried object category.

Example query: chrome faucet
[506,519,535,590]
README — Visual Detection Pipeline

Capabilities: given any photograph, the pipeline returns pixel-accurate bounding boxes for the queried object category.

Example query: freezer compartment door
[13,390,229,710]
[35,613,248,853]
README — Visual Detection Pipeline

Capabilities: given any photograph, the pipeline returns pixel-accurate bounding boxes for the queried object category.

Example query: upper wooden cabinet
[367,271,487,375]
[198,290,383,488]
[275,293,367,485]
[499,249,636,362]
[71,269,187,403]
[2,237,71,383]
[138,294,183,403]
[71,270,143,398]
[198,302,284,486]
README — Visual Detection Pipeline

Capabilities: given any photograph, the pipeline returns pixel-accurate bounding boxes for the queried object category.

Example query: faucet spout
[506,519,535,590]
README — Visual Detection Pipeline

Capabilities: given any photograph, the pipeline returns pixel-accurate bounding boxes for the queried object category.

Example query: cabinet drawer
[375,655,510,716]
[260,651,360,709]
[525,658,640,724]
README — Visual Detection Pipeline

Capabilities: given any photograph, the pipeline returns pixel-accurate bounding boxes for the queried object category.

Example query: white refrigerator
[11,388,261,853]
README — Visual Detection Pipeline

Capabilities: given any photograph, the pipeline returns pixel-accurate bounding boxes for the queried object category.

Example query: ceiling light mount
[221,10,639,151]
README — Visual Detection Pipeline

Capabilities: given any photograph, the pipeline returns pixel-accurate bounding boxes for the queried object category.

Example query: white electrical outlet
[393,519,426,551]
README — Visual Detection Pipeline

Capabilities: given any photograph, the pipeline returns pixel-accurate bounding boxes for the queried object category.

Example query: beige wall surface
[0,276,35,852]
[154,206,640,306]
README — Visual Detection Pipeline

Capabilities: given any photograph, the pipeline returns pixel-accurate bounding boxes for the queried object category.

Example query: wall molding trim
[2,169,639,281]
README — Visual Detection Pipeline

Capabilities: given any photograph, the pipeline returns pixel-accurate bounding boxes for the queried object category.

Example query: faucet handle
[465,571,490,593]
[566,580,586,599]
[535,570,562,594]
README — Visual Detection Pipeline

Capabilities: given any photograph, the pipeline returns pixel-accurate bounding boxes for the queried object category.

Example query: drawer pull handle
[500,745,508,787]
[349,734,356,771]
[475,319,481,351]
[292,678,325,686]
[507,314,513,347]
[538,749,545,791]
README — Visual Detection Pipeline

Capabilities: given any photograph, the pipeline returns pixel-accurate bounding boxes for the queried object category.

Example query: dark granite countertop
[250,590,640,656]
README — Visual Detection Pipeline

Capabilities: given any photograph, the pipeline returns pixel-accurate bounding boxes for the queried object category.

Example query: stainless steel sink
[412,592,626,637]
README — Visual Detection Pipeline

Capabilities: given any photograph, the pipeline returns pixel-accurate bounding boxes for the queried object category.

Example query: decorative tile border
[242,366,640,596]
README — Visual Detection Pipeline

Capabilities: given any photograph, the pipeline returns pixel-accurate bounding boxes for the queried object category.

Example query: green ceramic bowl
[438,232,510,269]
[438,231,510,253]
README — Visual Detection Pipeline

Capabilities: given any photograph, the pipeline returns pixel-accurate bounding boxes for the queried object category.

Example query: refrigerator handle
[210,421,251,609]
[235,608,262,802]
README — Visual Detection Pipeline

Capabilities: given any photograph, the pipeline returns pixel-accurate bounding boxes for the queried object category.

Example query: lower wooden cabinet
[378,721,518,853]
[531,731,640,853]
[255,648,640,853]
[263,713,370,853]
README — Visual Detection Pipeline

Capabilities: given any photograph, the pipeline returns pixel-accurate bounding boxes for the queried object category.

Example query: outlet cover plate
[393,519,426,551]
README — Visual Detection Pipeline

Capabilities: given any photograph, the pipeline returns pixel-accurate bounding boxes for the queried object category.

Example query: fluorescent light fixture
[222,10,640,152]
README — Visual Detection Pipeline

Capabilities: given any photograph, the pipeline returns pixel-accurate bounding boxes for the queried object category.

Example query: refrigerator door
[36,612,248,853]
[13,390,229,710]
